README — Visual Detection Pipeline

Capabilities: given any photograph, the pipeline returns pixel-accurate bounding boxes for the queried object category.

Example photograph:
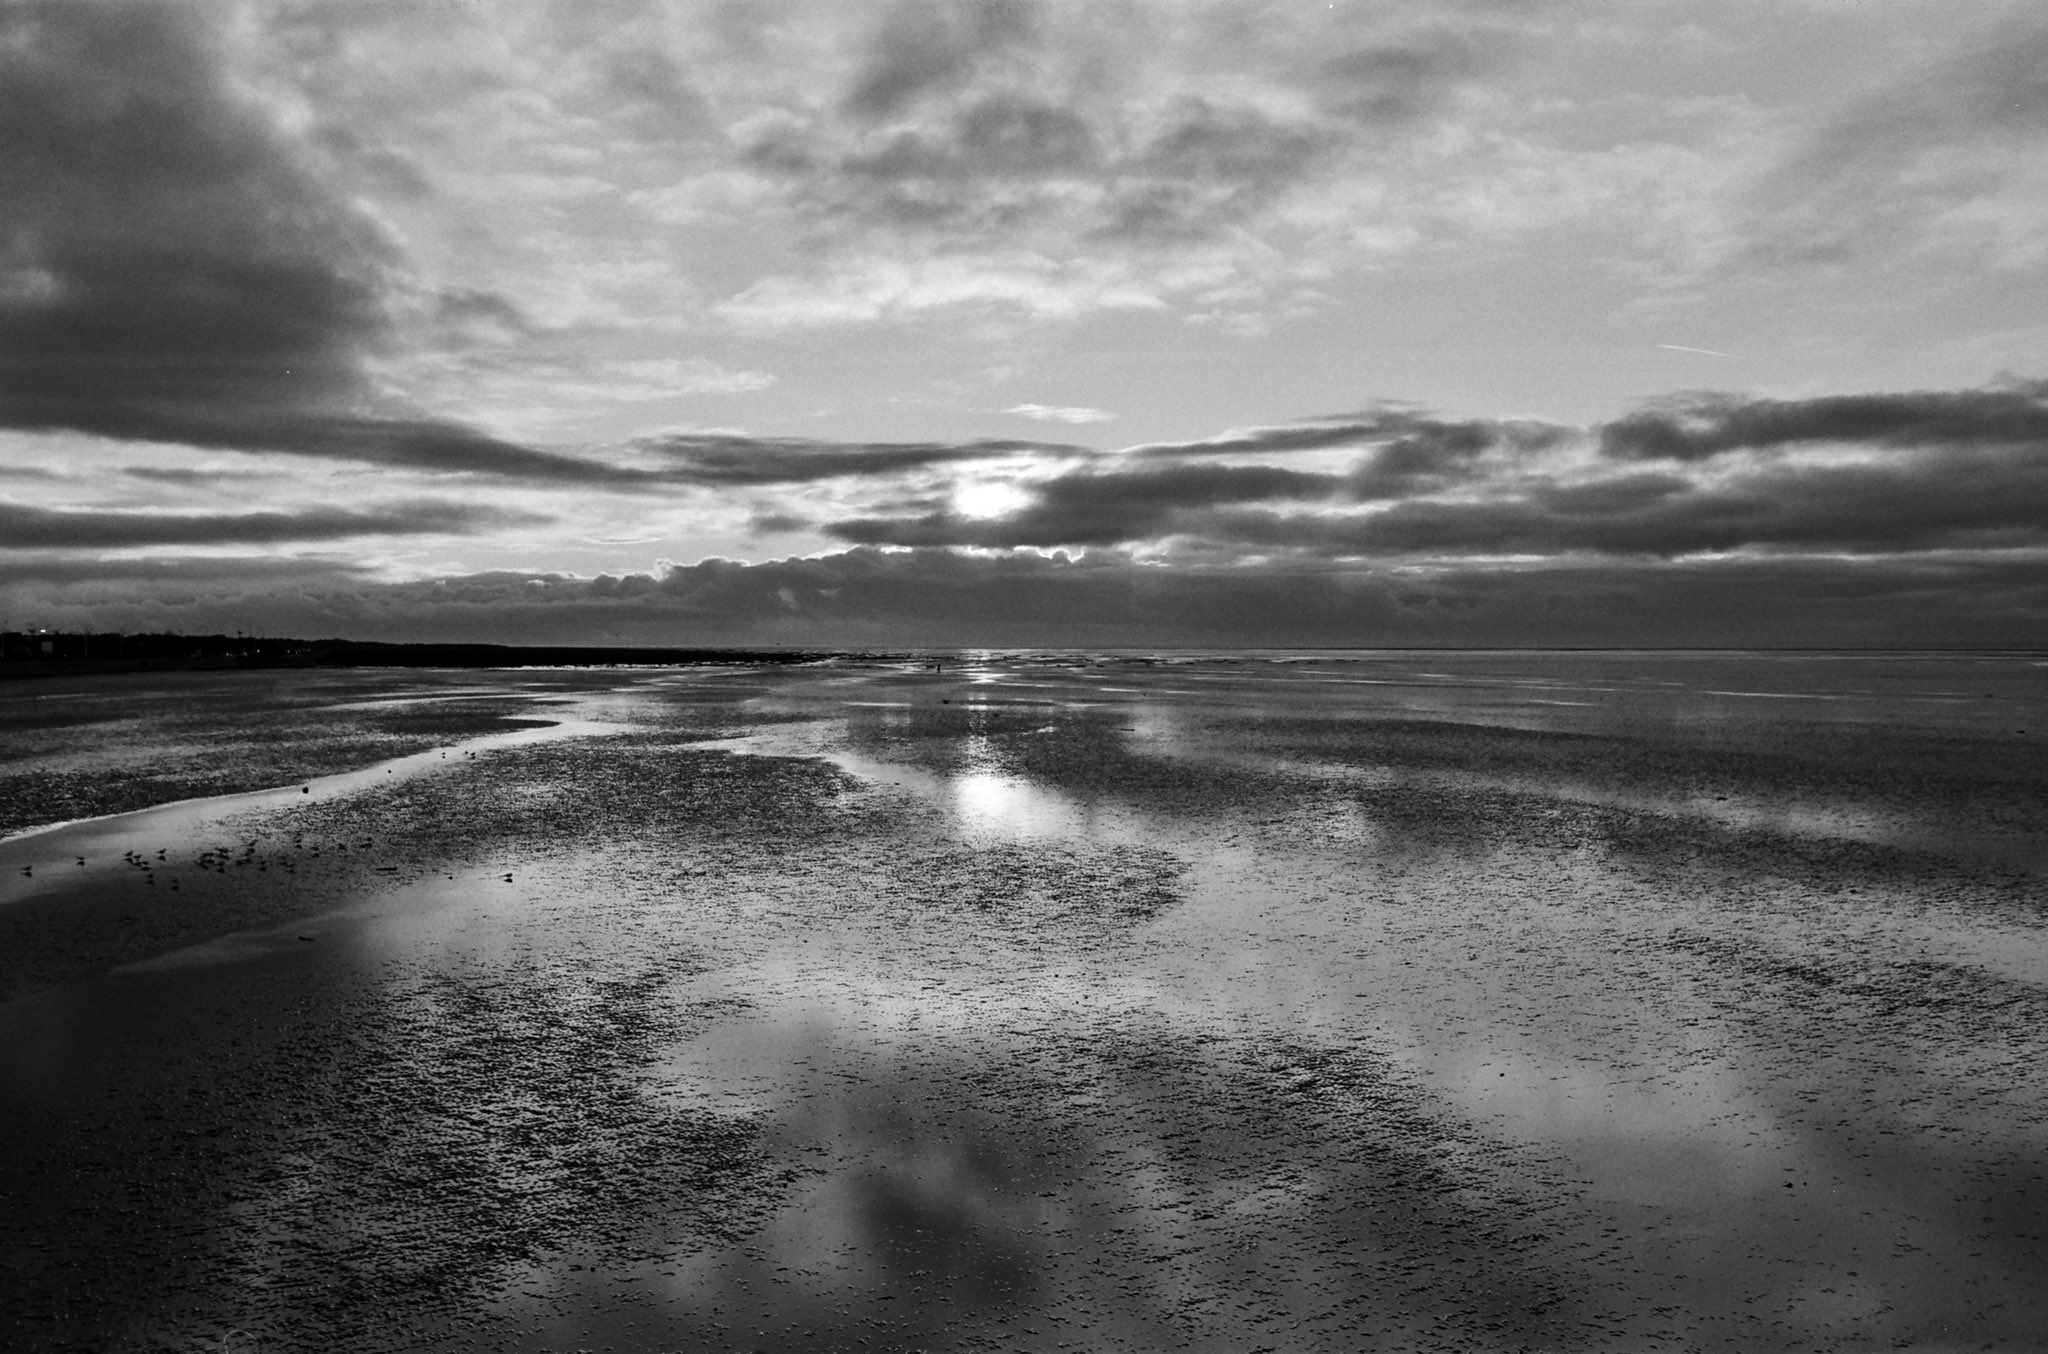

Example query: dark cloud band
[7,546,2039,650]
[821,381,2048,558]
[1599,383,2048,461]
[0,501,542,549]
[637,433,1079,486]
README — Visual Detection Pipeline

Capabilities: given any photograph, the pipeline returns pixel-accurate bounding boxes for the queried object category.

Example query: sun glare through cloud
[951,478,1036,520]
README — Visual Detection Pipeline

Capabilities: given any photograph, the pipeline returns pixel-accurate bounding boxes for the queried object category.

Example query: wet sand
[1,652,2044,1352]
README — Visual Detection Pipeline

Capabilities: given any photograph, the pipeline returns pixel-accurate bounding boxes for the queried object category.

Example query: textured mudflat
[0,668,633,839]
[1,654,2043,1352]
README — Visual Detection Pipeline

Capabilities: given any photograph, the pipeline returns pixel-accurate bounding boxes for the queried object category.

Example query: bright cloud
[1006,404,1116,424]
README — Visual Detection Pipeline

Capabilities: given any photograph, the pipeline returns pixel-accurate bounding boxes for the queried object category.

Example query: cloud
[830,462,1346,547]
[121,466,269,486]
[1599,382,2048,461]
[1311,31,1485,127]
[0,554,373,587]
[714,252,1169,328]
[319,546,2048,649]
[0,4,377,424]
[1344,417,1570,500]
[86,409,664,485]
[1006,404,1115,424]
[819,406,1574,550]
[68,413,1089,495]
[712,4,1506,323]
[9,547,2042,651]
[808,4,1491,240]
[818,379,2048,559]
[1203,451,2048,558]
[1128,408,1569,463]
[662,361,777,396]
[747,512,814,536]
[191,0,1871,352]
[0,500,543,550]
[1745,21,2048,270]
[637,432,1082,486]
[841,0,1042,121]
[0,1,610,481]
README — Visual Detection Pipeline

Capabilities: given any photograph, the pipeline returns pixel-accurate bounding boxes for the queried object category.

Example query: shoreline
[0,642,841,683]
[0,711,620,855]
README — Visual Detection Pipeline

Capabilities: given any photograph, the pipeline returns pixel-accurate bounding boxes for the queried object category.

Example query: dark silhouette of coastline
[0,631,832,679]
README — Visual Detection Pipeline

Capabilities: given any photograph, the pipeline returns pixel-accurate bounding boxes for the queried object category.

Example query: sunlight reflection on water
[10,654,2045,1354]
[950,769,1078,838]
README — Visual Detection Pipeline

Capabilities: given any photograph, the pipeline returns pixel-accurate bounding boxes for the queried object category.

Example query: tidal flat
[1,651,2044,1353]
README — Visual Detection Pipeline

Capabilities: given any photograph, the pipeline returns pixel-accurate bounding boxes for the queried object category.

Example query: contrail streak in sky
[1658,343,1737,358]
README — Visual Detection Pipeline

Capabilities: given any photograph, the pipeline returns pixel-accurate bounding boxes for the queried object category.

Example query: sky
[2,0,2045,649]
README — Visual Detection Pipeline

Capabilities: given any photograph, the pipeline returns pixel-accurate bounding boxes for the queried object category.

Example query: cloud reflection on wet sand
[0,652,2044,1351]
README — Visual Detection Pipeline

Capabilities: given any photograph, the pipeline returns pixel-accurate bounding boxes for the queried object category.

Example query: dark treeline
[0,631,827,676]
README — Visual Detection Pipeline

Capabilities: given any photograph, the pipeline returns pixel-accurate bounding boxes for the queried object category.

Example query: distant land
[0,630,831,678]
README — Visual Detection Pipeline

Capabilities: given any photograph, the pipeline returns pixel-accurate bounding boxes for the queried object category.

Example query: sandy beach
[2,652,2044,1353]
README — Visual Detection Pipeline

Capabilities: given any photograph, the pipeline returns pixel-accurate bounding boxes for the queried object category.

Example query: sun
[951,478,1032,519]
